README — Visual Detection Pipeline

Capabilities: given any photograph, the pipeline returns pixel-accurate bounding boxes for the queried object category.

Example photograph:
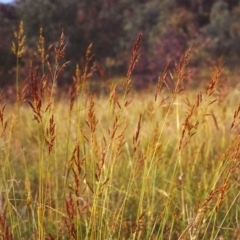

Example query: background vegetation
[0,1,239,239]
[0,31,239,239]
[1,0,240,88]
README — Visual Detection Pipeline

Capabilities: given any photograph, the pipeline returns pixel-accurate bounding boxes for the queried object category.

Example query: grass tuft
[0,28,239,239]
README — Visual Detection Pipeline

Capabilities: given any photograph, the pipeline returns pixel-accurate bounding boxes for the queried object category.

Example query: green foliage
[16,0,77,42]
[199,1,240,67]
[0,4,17,86]
[209,1,230,36]
[205,1,231,55]
[2,0,240,88]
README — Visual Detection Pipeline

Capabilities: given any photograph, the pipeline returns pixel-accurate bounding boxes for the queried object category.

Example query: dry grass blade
[155,64,168,101]
[179,104,196,151]
[11,21,25,59]
[85,96,98,135]
[124,32,142,96]
[0,91,8,137]
[45,114,56,154]
[0,214,13,240]
[231,102,240,130]
[69,65,81,112]
[28,66,48,123]
[133,114,142,153]
[206,61,222,97]
[174,49,191,94]
[55,30,67,63]
[38,27,48,65]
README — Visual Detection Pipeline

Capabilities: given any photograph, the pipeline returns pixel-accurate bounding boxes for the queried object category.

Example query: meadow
[0,29,239,239]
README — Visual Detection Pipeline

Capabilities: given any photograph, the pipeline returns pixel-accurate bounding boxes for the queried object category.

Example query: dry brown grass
[0,29,239,239]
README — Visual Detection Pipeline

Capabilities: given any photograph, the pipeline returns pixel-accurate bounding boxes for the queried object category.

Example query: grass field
[0,30,239,239]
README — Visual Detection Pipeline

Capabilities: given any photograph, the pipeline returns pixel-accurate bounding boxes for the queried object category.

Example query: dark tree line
[1,0,240,87]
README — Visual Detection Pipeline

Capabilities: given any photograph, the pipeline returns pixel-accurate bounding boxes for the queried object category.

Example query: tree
[203,1,231,59]
[15,0,126,82]
[0,4,18,86]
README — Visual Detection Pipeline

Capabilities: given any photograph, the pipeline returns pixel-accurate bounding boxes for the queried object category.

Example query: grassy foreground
[0,32,239,239]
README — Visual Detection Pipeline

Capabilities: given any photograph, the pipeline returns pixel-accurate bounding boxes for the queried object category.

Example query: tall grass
[0,28,239,240]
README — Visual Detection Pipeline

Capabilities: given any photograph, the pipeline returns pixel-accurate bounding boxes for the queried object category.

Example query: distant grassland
[0,30,239,239]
